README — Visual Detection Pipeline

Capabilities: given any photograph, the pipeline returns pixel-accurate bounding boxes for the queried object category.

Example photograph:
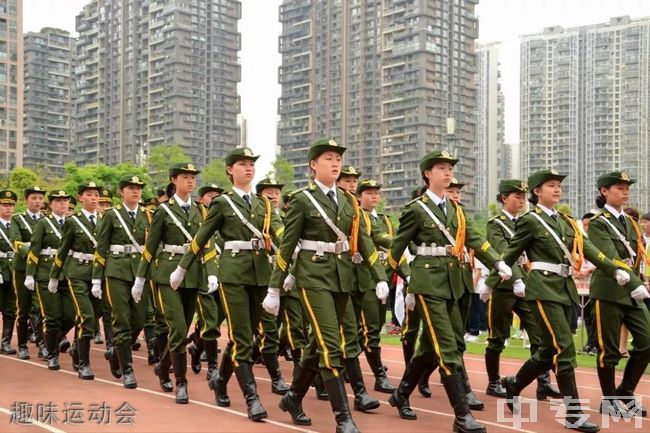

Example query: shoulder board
[405,195,424,207]
[488,215,501,222]
[558,212,575,220]
[226,191,234,196]
[168,198,176,205]
[590,211,606,221]
[76,212,82,217]
[291,185,311,195]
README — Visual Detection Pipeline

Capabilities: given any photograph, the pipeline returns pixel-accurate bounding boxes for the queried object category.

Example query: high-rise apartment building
[73,0,242,168]
[0,0,22,174]
[521,16,650,214]
[23,28,74,175]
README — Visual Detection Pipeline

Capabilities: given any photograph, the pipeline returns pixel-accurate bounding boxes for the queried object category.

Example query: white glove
[405,293,416,311]
[131,277,145,303]
[479,285,492,303]
[207,275,219,294]
[614,269,631,286]
[48,278,59,293]
[513,279,526,298]
[406,276,411,285]
[24,275,35,291]
[496,261,513,281]
[91,279,102,299]
[630,285,650,301]
[375,281,389,304]
[282,273,295,292]
[169,266,186,290]
[0,274,3,284]
[262,288,281,316]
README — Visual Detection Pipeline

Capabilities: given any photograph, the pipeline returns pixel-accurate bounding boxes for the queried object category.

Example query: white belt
[162,244,190,255]
[40,247,57,257]
[69,251,94,262]
[529,261,573,277]
[224,239,265,253]
[22,242,31,248]
[109,244,142,255]
[0,251,14,259]
[299,239,349,256]
[516,256,527,266]
[416,244,453,257]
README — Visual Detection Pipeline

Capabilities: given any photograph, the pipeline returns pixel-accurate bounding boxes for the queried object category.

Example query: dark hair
[421,171,429,186]
[625,207,640,221]
[528,192,538,205]
[595,194,606,209]
[582,212,595,220]
[165,182,176,199]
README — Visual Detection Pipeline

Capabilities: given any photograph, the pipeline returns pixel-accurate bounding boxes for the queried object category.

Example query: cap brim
[309,144,346,161]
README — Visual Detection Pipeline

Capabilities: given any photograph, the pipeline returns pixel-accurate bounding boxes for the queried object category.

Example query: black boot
[234,362,267,421]
[262,352,289,395]
[146,337,158,365]
[153,335,173,392]
[216,353,233,407]
[70,340,79,371]
[388,357,429,420]
[170,352,189,404]
[313,373,329,400]
[290,348,302,368]
[0,318,16,354]
[324,375,360,433]
[34,317,48,360]
[485,349,506,397]
[442,373,486,433]
[365,348,396,393]
[461,365,484,410]
[616,355,648,417]
[418,363,437,398]
[45,332,60,370]
[204,339,219,392]
[104,345,122,379]
[279,365,315,425]
[77,337,95,380]
[115,345,137,389]
[59,336,70,354]
[343,357,380,412]
[501,359,542,413]
[402,340,414,364]
[189,339,203,374]
[16,319,30,359]
[556,372,600,432]
[537,370,562,400]
[597,365,623,416]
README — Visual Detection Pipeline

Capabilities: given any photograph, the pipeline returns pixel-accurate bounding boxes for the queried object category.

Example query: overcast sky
[24,0,650,177]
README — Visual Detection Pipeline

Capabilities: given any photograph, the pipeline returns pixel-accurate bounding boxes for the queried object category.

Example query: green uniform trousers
[195,288,220,342]
[14,270,40,338]
[340,291,362,358]
[486,290,541,355]
[219,283,266,366]
[156,283,197,353]
[149,281,168,337]
[299,287,355,380]
[592,299,650,367]
[279,292,308,350]
[104,277,148,346]
[35,279,75,335]
[67,278,98,339]
[401,302,421,359]
[529,300,577,375]
[0,280,16,320]
[351,289,382,352]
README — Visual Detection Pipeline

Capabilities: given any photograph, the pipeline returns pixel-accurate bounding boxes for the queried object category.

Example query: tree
[147,144,189,187]
[61,162,150,203]
[201,159,231,189]
[8,167,43,192]
[557,203,573,215]
[266,158,296,191]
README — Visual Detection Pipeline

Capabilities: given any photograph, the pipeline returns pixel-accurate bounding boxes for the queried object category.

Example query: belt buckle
[445,245,454,256]
[251,238,261,251]
[334,241,344,255]
[559,264,570,277]
[124,245,132,254]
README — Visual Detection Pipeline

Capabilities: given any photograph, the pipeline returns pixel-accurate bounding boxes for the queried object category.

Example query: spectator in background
[576,213,597,354]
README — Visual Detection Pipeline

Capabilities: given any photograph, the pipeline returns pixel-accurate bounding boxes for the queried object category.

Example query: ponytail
[594,194,606,209]
[166,182,176,199]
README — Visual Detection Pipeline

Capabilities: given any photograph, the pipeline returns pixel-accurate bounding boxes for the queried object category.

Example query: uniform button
[337,217,341,222]
[255,251,260,256]
[562,237,566,241]
[132,254,136,259]
[311,256,317,262]
[544,271,549,276]
[424,264,430,269]
[337,254,341,259]
[449,263,453,268]
[251,214,255,218]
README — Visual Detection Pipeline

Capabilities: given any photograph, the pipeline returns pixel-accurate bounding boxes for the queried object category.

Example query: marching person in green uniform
[489,169,647,433]
[25,190,74,370]
[587,171,650,417]
[92,175,151,389]
[93,188,115,347]
[133,162,217,404]
[171,148,284,421]
[386,150,512,433]
[0,190,17,355]
[264,138,389,433]
[49,181,103,380]
[11,186,46,360]
[481,179,561,401]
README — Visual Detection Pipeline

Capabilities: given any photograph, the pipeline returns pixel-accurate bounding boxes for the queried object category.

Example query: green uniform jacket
[10,213,40,272]
[136,198,211,288]
[0,223,14,281]
[50,212,99,281]
[487,211,527,291]
[369,212,409,281]
[485,206,641,306]
[26,216,64,281]
[587,211,644,307]
[179,191,282,286]
[92,205,152,282]
[387,194,501,300]
[269,184,387,291]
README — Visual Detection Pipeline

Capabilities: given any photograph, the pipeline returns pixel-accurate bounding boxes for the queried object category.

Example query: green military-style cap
[119,174,145,189]
[499,179,528,194]
[597,171,636,189]
[156,186,167,197]
[24,186,45,198]
[255,177,283,194]
[356,179,382,195]
[0,189,17,204]
[527,169,567,191]
[224,147,259,166]
[99,188,113,203]
[339,165,362,179]
[48,190,71,200]
[144,196,159,207]
[169,162,201,177]
[77,181,102,195]
[307,137,346,161]
[68,196,77,208]
[448,178,465,189]
[198,184,225,197]
[419,149,458,171]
